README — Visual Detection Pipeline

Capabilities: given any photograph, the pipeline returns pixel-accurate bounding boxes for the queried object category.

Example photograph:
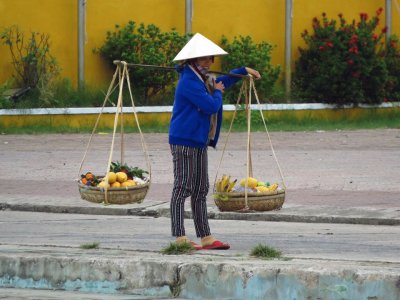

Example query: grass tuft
[250,243,282,259]
[79,242,100,249]
[161,242,196,255]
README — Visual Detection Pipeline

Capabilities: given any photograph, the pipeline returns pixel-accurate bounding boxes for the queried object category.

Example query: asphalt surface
[1,129,399,221]
[0,129,399,299]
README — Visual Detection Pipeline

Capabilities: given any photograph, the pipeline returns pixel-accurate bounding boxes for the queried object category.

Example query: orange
[111,181,121,188]
[81,178,88,185]
[97,181,110,188]
[127,179,136,186]
[107,172,117,184]
[116,172,128,183]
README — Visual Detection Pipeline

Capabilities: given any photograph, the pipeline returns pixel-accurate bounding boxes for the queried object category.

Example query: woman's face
[196,56,214,69]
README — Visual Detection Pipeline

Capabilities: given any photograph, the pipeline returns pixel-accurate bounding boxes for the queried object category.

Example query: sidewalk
[1,190,399,225]
[1,129,399,224]
[0,129,399,299]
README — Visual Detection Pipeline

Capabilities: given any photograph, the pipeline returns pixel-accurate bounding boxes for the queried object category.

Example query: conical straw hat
[173,33,228,61]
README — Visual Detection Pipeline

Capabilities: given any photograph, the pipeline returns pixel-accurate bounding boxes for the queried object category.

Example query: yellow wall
[0,0,398,88]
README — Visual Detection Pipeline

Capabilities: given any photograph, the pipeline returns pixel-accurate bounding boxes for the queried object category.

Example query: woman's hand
[245,67,261,80]
[214,78,225,93]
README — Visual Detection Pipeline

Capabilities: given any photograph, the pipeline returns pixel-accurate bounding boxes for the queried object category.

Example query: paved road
[0,130,399,299]
[0,210,399,262]
[1,129,400,208]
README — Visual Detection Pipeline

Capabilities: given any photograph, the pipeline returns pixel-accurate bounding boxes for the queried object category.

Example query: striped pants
[170,144,211,238]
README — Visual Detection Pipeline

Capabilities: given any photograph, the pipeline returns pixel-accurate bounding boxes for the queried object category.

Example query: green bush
[0,25,60,90]
[95,21,190,105]
[1,25,61,108]
[220,35,280,103]
[0,81,13,109]
[382,35,400,101]
[293,8,389,106]
[0,78,107,109]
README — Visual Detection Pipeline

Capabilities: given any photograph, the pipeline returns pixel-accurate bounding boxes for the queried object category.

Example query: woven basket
[213,189,285,212]
[78,181,150,205]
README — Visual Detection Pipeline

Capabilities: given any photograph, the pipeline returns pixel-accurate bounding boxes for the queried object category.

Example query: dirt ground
[0,129,399,208]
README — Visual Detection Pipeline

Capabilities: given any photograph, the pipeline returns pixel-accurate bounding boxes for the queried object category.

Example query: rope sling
[78,61,152,205]
[78,60,285,209]
[213,75,286,212]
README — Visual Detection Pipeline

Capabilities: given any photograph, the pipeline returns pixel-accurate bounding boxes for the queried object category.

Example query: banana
[215,179,222,192]
[226,179,237,192]
[269,183,278,191]
[220,175,228,192]
[219,177,225,192]
[223,175,231,192]
[215,175,239,193]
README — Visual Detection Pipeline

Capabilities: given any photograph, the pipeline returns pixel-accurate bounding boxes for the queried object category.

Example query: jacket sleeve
[215,67,248,89]
[180,78,223,115]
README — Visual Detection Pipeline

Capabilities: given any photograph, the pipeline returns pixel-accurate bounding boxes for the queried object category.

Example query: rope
[213,75,286,212]
[78,61,152,204]
[213,79,247,191]
[78,66,120,178]
[102,64,127,204]
[244,79,252,210]
[125,63,152,186]
[250,77,286,190]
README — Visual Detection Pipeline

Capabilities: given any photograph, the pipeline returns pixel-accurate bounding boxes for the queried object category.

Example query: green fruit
[257,181,265,186]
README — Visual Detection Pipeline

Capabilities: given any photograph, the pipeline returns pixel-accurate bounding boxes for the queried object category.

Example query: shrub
[293,8,389,106]
[220,35,280,103]
[96,21,189,105]
[381,35,400,101]
[0,81,14,109]
[0,25,60,90]
[0,78,107,109]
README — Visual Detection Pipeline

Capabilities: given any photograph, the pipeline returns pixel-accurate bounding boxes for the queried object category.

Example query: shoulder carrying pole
[112,60,249,78]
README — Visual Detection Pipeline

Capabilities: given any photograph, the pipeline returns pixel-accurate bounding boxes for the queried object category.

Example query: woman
[169,33,261,250]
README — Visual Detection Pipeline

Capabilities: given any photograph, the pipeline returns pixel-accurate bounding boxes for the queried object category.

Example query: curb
[0,245,398,299]
[1,202,399,226]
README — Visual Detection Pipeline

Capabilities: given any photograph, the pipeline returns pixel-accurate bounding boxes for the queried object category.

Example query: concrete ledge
[0,245,399,299]
[1,201,399,226]
[1,102,399,115]
[0,102,399,129]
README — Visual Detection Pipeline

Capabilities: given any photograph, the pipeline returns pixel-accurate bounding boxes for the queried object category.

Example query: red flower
[347,59,354,65]
[376,7,383,16]
[382,26,388,33]
[325,41,334,48]
[350,35,358,42]
[372,33,378,40]
[360,13,368,21]
[319,46,325,51]
[349,46,359,54]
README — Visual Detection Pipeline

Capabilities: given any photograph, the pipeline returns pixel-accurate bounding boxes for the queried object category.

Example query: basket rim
[214,189,285,197]
[78,181,150,192]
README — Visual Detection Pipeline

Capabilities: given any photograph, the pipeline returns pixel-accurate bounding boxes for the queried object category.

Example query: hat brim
[173,33,228,61]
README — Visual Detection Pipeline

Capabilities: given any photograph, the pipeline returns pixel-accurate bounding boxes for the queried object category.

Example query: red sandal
[190,241,203,250]
[202,240,230,250]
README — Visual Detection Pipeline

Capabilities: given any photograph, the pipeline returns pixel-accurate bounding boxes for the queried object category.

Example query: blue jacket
[169,65,248,148]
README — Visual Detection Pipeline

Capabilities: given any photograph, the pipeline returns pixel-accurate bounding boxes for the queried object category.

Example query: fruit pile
[215,175,279,193]
[79,161,149,189]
